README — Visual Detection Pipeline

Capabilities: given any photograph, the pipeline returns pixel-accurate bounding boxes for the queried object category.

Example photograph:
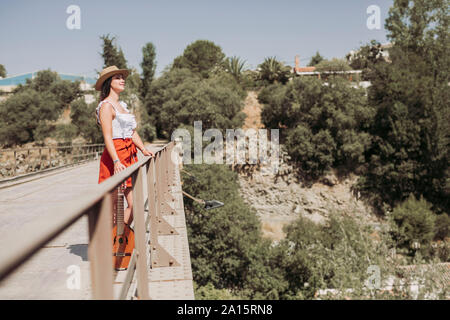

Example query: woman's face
[110,73,126,93]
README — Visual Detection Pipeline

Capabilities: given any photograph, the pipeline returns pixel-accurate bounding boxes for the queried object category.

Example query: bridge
[0,141,195,299]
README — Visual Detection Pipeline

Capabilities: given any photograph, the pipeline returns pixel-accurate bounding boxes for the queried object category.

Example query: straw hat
[95,65,129,91]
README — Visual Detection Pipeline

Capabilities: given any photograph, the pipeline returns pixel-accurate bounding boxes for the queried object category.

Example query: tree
[172,40,226,78]
[70,98,103,143]
[286,125,336,179]
[223,56,247,82]
[14,69,82,107]
[0,89,60,146]
[356,0,450,213]
[385,0,449,67]
[143,68,246,139]
[308,51,324,67]
[259,76,373,179]
[0,70,82,146]
[100,34,127,69]
[257,57,291,85]
[136,114,156,143]
[0,64,6,78]
[346,40,387,80]
[140,42,157,101]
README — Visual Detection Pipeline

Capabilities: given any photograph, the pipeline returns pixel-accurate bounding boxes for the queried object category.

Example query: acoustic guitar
[112,185,135,270]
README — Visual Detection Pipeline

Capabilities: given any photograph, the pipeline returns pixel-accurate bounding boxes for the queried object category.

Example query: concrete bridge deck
[0,147,194,299]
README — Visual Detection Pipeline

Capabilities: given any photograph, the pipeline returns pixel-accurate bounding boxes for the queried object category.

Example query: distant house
[293,55,317,73]
[379,43,393,62]
[347,42,393,65]
[0,71,97,104]
[292,54,364,84]
[293,55,316,74]
[0,71,96,93]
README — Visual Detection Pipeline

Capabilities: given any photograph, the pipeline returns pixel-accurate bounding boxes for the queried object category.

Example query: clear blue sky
[0,0,393,78]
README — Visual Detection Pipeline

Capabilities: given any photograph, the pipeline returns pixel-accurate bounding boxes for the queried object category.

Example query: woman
[95,65,154,225]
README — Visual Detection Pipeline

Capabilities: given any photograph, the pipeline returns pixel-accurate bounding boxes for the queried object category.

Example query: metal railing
[0,141,182,299]
[0,144,105,180]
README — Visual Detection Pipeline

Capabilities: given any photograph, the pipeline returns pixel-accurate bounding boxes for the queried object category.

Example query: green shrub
[280,213,390,299]
[194,282,241,300]
[182,163,287,299]
[314,58,351,73]
[388,194,437,255]
[434,214,450,241]
[70,99,103,144]
[32,120,56,143]
[286,125,335,179]
[137,123,156,142]
[53,123,78,142]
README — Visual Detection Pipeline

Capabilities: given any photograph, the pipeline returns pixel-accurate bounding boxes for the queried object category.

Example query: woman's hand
[114,161,127,189]
[141,148,154,157]
[114,160,127,174]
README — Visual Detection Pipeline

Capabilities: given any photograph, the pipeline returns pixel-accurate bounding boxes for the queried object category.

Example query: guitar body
[112,223,135,270]
[112,185,135,270]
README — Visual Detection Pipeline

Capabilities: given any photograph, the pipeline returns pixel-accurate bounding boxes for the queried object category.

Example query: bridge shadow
[67,244,88,261]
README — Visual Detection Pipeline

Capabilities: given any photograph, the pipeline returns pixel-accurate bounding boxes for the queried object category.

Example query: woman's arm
[132,130,154,157]
[99,103,126,173]
[131,130,145,152]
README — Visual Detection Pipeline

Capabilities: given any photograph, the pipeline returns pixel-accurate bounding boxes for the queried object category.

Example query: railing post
[166,142,177,187]
[132,166,150,299]
[160,147,177,215]
[88,194,114,300]
[147,155,179,268]
[27,149,30,173]
[13,150,16,176]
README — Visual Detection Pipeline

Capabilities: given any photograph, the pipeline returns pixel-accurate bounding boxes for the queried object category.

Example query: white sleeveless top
[96,100,137,139]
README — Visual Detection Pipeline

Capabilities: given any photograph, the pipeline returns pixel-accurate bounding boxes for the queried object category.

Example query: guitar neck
[116,186,125,235]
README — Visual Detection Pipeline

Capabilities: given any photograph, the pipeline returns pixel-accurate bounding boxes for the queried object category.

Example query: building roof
[294,70,362,76]
[397,262,450,286]
[0,72,96,86]
[295,66,316,73]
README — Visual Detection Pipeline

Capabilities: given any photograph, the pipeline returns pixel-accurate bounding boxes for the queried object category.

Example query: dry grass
[242,91,264,130]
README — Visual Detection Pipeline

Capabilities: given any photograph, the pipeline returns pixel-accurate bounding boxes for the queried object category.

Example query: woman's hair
[96,76,113,126]
[99,76,113,103]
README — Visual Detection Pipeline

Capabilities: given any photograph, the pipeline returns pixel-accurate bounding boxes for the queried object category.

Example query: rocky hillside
[237,148,382,241]
[238,91,382,241]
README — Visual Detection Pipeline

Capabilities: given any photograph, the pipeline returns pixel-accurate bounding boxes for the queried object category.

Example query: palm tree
[258,57,291,84]
[224,56,247,81]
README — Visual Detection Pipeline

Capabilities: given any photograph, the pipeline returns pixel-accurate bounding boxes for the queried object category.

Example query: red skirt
[98,138,138,188]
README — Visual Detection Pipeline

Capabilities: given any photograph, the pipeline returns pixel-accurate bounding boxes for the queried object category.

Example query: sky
[0,0,393,79]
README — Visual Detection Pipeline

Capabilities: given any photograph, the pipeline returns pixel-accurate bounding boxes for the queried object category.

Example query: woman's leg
[124,188,133,225]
